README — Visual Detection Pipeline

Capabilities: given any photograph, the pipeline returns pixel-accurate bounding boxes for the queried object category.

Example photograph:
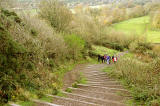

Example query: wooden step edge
[9,104,20,106]
[87,81,119,84]
[77,84,127,91]
[68,87,122,96]
[47,95,98,106]
[32,99,62,106]
[61,91,125,105]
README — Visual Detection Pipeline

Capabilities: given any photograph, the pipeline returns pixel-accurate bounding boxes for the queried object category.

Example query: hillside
[112,16,160,43]
[1,0,160,105]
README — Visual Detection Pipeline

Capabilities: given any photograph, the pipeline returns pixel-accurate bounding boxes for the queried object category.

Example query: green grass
[92,45,119,56]
[112,16,160,43]
[18,101,34,106]
[39,96,53,103]
[77,72,87,84]
[65,88,72,93]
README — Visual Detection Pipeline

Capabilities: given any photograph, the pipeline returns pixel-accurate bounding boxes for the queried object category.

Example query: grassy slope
[91,45,119,56]
[112,16,160,43]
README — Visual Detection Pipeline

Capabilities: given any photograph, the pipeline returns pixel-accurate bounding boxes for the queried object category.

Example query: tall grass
[109,58,160,105]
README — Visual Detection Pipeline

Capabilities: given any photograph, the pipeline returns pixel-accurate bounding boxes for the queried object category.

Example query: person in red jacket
[112,56,114,63]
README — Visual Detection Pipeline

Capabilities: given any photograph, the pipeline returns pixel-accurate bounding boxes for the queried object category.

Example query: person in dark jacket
[0,91,9,103]
[98,55,101,62]
[101,55,104,63]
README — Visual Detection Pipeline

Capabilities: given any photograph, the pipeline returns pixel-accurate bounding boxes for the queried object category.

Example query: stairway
[11,64,129,106]
[34,64,129,106]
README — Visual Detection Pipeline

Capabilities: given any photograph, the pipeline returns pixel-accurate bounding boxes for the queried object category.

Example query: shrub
[70,13,103,45]
[72,82,78,88]
[39,0,72,32]
[152,45,160,56]
[0,20,26,103]
[64,34,85,60]
[129,41,152,54]
[150,10,160,29]
[110,58,160,105]
[0,8,70,104]
[65,88,72,93]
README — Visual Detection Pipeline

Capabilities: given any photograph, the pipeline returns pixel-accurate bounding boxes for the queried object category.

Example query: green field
[112,16,160,43]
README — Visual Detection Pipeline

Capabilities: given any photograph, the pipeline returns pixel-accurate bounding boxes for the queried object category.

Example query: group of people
[98,54,117,64]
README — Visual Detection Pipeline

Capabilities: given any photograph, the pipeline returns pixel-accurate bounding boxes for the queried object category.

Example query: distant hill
[16,0,153,6]
[4,0,157,10]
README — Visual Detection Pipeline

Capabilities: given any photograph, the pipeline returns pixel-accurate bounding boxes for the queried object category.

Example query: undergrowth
[0,8,89,105]
[104,57,160,105]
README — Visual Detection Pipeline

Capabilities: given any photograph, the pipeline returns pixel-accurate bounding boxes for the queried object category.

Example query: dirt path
[10,51,130,106]
[32,63,129,106]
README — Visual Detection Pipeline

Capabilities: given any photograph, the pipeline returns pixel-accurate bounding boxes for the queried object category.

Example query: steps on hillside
[85,73,108,77]
[10,104,20,106]
[86,78,115,82]
[86,76,112,80]
[77,84,129,94]
[62,92,125,106]
[87,81,120,85]
[83,71,105,74]
[68,87,125,102]
[86,83,124,88]
[48,95,99,106]
[32,99,62,106]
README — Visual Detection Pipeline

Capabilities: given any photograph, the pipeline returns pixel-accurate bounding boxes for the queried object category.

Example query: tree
[39,0,72,32]
[0,0,17,8]
[151,10,160,29]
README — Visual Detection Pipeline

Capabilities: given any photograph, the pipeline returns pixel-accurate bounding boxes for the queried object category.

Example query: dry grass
[112,58,160,105]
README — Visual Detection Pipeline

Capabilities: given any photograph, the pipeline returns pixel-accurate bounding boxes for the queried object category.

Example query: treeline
[81,1,160,26]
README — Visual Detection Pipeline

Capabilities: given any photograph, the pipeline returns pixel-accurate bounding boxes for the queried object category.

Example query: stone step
[77,84,129,94]
[86,76,111,79]
[86,78,115,82]
[87,81,120,85]
[48,95,98,106]
[86,75,108,78]
[81,83,124,89]
[69,87,125,102]
[86,83,124,88]
[83,71,105,74]
[32,99,61,106]
[85,73,107,77]
[62,92,125,106]
[10,104,20,106]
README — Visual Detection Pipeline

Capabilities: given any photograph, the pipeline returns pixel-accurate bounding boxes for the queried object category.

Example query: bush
[150,11,160,29]
[39,0,72,32]
[70,13,103,45]
[153,45,160,56]
[110,58,160,105]
[129,41,152,54]
[64,34,86,60]
[65,88,72,93]
[0,8,70,104]
[0,20,26,103]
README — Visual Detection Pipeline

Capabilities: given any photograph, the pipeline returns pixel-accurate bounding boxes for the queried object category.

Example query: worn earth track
[31,64,129,106]
[11,52,129,106]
